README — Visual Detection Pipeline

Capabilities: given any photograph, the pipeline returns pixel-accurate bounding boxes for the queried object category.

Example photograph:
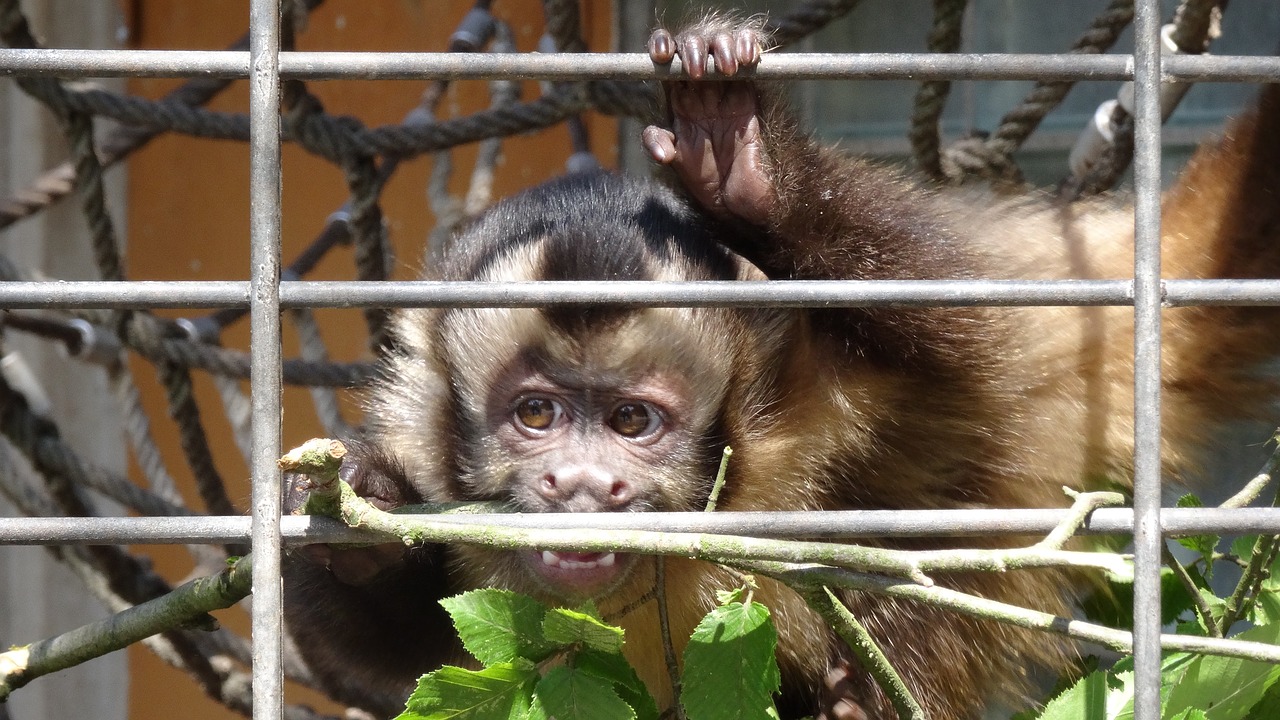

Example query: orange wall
[123,2,616,717]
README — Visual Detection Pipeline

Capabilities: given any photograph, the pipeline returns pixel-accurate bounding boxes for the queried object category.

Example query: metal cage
[3,1,1280,718]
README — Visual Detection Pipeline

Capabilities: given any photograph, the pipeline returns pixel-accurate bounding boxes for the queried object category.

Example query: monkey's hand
[283,443,419,585]
[644,20,776,225]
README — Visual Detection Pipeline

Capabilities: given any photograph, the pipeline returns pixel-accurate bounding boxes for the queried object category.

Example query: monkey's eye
[515,397,562,431]
[609,402,660,438]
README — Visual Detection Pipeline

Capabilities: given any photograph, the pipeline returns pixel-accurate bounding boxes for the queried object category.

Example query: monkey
[282,15,1280,720]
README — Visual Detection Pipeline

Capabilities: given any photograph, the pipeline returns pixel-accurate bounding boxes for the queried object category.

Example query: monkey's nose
[539,465,633,510]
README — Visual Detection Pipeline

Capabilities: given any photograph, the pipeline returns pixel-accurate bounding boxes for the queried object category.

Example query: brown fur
[283,23,1280,719]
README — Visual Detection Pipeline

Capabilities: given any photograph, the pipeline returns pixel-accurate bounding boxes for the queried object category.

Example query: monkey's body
[284,18,1280,720]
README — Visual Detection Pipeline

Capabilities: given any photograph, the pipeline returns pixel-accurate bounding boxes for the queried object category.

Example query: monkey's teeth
[540,551,617,570]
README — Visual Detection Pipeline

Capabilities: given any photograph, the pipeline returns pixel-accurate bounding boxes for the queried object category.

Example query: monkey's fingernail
[680,36,708,79]
[642,126,677,163]
[736,32,761,67]
[712,33,737,76]
[648,29,674,63]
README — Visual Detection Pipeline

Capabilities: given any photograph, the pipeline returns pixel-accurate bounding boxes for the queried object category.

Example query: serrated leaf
[1036,668,1131,720]
[397,662,538,720]
[532,665,635,720]
[681,601,780,720]
[1169,710,1208,720]
[1164,623,1280,719]
[576,649,646,694]
[1082,569,1194,630]
[1243,667,1280,720]
[1232,535,1260,563]
[577,649,660,720]
[542,607,625,654]
[1195,589,1229,635]
[1177,494,1205,509]
[575,600,602,619]
[441,589,554,665]
[1250,585,1280,626]
[1173,496,1219,572]
[715,587,745,605]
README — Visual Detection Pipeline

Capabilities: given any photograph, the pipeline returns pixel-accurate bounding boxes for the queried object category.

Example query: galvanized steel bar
[1130,1,1165,717]
[1,48,1278,82]
[281,279,1139,308]
[248,0,285,717]
[8,278,1280,310]
[3,508,1280,545]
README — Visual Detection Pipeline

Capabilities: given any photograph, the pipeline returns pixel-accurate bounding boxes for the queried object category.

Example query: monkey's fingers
[649,25,763,78]
[678,33,711,80]
[642,125,679,165]
[648,28,675,65]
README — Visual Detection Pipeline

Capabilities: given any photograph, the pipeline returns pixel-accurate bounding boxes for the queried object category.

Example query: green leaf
[577,649,660,720]
[1243,668,1280,720]
[441,589,554,665]
[715,587,745,605]
[1035,668,1131,720]
[542,607,625,655]
[1174,496,1219,574]
[1195,589,1229,636]
[397,662,538,720]
[681,600,780,720]
[1177,494,1204,509]
[1164,623,1280,719]
[1232,535,1261,563]
[1082,569,1194,630]
[1251,581,1280,626]
[532,665,635,720]
[1169,710,1208,720]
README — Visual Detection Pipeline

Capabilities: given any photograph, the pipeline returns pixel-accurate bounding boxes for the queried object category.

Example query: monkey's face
[438,304,737,600]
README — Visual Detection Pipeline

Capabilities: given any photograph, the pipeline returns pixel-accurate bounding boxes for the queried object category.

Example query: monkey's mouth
[525,549,634,597]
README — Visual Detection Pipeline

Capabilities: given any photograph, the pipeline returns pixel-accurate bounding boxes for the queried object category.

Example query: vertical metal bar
[248,0,284,718]
[1130,1,1164,718]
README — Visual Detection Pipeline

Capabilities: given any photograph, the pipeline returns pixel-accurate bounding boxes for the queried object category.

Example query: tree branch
[0,556,252,701]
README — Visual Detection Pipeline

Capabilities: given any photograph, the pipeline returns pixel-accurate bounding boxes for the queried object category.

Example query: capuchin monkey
[283,16,1280,720]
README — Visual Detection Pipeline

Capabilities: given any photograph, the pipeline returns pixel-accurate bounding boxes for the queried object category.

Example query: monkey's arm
[645,19,989,368]
[644,20,971,285]
[282,441,462,713]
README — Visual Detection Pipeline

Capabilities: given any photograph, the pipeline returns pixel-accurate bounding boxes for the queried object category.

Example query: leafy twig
[1035,489,1126,550]
[703,446,732,513]
[1219,432,1280,630]
[1219,429,1280,509]
[655,557,685,720]
[306,474,1131,586]
[0,556,253,701]
[1162,542,1221,637]
[744,560,1280,664]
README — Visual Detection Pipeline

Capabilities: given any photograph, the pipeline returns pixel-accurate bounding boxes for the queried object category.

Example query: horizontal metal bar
[6,279,1280,311]
[1,49,1277,83]
[284,279,1140,308]
[1162,280,1280,306]
[0,281,249,309]
[2,508,1278,545]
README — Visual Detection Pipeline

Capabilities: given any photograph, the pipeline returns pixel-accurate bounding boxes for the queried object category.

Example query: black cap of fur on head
[441,171,743,333]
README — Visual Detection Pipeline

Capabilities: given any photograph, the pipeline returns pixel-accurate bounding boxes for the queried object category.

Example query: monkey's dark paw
[815,661,874,720]
[648,24,762,79]
[645,22,774,224]
[293,542,408,586]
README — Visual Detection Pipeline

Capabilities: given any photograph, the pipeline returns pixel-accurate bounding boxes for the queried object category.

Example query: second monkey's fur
[284,17,1280,720]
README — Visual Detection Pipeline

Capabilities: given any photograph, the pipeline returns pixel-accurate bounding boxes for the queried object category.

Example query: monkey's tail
[1160,81,1280,442]
[1163,81,1280,281]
